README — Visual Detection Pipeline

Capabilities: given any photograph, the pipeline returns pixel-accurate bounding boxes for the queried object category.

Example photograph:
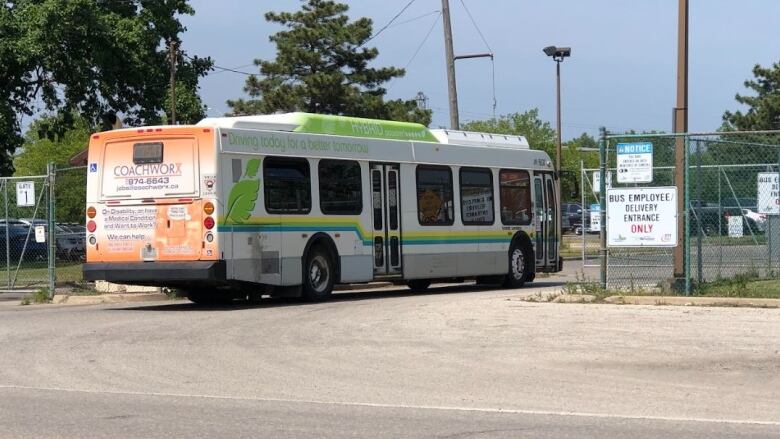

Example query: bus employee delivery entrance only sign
[607,186,677,247]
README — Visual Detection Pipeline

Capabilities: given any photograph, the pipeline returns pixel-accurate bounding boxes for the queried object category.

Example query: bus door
[534,172,558,270]
[370,164,402,276]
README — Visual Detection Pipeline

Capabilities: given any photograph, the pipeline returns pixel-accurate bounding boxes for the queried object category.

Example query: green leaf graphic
[225,158,261,224]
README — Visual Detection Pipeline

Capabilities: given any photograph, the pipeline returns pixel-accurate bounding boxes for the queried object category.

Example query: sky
[179,0,780,140]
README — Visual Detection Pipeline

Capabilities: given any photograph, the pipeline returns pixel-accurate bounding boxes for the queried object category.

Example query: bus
[83,112,561,303]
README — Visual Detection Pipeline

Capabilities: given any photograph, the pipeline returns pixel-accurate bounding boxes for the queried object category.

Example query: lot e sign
[16,181,35,207]
[607,186,677,247]
[616,142,653,183]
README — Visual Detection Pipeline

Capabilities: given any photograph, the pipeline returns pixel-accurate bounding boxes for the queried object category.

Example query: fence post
[3,181,9,290]
[47,162,56,298]
[684,136,691,295]
[599,127,607,289]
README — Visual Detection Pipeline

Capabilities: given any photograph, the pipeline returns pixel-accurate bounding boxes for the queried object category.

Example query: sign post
[616,142,653,183]
[607,186,677,247]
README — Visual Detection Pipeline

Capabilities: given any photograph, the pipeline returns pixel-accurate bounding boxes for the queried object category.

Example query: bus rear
[82,126,224,286]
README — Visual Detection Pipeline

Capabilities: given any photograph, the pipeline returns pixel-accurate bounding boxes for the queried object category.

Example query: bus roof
[197,112,529,149]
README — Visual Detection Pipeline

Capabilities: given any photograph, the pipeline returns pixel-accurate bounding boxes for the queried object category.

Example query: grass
[20,288,51,305]
[694,274,780,299]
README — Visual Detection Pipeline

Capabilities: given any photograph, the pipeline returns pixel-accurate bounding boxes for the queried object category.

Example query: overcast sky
[180,0,780,140]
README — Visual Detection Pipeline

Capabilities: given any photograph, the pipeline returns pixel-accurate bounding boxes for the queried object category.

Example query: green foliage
[723,62,780,131]
[227,0,431,126]
[14,116,89,223]
[462,110,600,201]
[1,0,213,174]
[225,159,261,224]
[21,288,51,305]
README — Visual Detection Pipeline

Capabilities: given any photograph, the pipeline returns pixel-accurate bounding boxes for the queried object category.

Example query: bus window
[264,157,311,214]
[499,169,532,225]
[460,168,494,225]
[416,166,454,226]
[319,160,362,215]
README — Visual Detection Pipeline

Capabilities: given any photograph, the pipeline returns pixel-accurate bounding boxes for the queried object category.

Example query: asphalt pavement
[0,283,778,438]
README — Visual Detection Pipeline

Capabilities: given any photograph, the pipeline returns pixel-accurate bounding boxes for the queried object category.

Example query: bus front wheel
[503,241,531,288]
[302,246,335,301]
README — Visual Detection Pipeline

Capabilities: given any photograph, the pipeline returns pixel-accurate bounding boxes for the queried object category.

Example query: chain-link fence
[0,164,87,294]
[588,130,780,293]
[0,175,53,291]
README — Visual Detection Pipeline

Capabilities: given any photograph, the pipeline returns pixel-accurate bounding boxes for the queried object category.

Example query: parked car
[561,203,585,234]
[0,223,48,262]
[720,198,766,235]
[18,218,86,261]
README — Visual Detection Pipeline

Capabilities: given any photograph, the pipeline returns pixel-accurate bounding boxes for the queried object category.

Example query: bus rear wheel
[503,241,531,288]
[302,246,335,301]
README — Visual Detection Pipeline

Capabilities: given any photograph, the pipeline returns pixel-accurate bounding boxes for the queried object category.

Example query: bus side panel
[399,163,462,280]
[337,161,373,283]
[218,151,282,285]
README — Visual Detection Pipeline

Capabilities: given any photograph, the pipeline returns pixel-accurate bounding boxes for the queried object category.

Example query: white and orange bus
[83,113,561,303]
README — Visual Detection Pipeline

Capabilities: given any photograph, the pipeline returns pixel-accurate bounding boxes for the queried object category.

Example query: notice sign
[607,186,677,247]
[728,215,744,238]
[589,203,601,232]
[34,225,45,243]
[16,181,35,207]
[757,172,780,214]
[616,142,653,183]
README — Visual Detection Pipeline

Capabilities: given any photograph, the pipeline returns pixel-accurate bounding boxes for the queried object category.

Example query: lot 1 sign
[607,186,677,247]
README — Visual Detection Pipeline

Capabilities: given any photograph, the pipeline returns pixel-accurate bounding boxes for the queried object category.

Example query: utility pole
[441,0,459,129]
[672,0,688,289]
[169,39,177,125]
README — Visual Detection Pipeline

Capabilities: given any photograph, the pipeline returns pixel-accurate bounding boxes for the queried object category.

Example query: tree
[227,0,431,125]
[462,112,605,201]
[13,116,90,223]
[723,62,780,131]
[0,0,213,174]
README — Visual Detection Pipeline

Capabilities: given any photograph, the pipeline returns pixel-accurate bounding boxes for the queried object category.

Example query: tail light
[203,216,215,230]
[87,220,97,233]
[203,201,215,215]
[87,206,96,218]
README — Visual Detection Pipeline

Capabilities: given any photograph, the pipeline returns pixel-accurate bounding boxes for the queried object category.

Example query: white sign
[757,172,780,214]
[462,192,493,223]
[34,225,46,243]
[592,171,612,193]
[616,142,653,183]
[16,181,35,207]
[607,186,677,247]
[589,203,601,232]
[728,215,744,238]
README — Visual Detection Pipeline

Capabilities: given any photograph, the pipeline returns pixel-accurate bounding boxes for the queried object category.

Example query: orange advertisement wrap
[86,127,218,264]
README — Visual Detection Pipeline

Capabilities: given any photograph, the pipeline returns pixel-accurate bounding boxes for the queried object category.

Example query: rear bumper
[83,260,226,284]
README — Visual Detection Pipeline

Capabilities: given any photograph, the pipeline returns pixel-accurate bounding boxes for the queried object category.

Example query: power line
[387,11,441,92]
[182,53,255,76]
[387,10,440,29]
[364,0,416,44]
[458,0,496,118]
[458,0,492,53]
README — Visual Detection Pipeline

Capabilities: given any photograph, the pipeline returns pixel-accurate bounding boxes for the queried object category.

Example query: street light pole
[544,46,571,270]
[555,60,562,181]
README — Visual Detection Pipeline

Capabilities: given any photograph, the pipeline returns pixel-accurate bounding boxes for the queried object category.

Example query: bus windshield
[100,137,198,199]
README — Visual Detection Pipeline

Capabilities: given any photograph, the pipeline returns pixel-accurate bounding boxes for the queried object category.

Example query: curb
[334,282,394,291]
[604,295,780,308]
[51,293,170,305]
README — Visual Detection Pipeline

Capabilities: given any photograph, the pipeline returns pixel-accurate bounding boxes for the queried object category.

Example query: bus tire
[503,241,531,288]
[407,279,431,292]
[302,246,335,301]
